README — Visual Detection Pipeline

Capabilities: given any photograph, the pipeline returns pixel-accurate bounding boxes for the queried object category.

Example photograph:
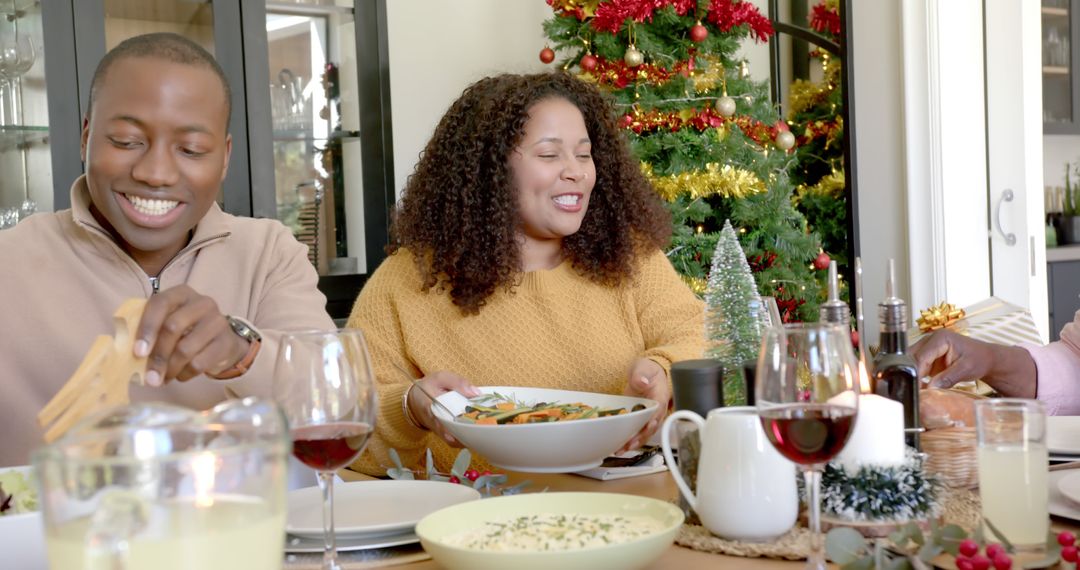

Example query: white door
[985,0,1049,341]
[901,0,1048,342]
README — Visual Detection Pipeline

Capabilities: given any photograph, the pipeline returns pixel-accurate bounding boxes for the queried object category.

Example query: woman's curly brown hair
[389,72,672,314]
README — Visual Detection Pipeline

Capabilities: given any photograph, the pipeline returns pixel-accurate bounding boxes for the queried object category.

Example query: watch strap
[209,338,260,380]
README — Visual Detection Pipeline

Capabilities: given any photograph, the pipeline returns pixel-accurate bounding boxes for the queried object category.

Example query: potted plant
[1061,163,1080,245]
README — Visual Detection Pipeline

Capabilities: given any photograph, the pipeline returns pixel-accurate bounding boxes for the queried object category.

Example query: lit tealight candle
[834,360,906,474]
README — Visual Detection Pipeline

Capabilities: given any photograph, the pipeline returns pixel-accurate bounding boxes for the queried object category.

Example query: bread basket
[922,425,978,488]
[920,388,986,489]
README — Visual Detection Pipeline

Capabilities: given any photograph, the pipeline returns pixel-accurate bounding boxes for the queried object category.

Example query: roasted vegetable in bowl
[0,469,37,516]
[456,393,647,425]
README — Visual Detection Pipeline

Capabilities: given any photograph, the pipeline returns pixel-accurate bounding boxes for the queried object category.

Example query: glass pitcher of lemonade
[33,398,290,570]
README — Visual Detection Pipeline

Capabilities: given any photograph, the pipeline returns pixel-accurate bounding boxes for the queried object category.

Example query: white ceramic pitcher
[661,406,798,541]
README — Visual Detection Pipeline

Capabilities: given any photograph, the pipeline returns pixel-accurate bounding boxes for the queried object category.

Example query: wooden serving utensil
[37,298,149,442]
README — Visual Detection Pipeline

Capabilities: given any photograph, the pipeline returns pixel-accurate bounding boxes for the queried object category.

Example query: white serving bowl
[432,386,657,473]
[0,466,46,570]
[415,492,682,570]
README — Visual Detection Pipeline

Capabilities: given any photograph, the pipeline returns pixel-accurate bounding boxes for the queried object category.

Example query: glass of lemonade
[975,399,1049,551]
[33,398,290,570]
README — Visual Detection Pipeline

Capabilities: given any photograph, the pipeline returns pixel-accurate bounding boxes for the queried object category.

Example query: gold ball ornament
[775,130,796,151]
[624,45,644,67]
[715,96,736,117]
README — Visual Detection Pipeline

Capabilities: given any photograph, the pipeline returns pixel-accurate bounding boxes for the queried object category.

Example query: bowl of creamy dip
[415,491,683,570]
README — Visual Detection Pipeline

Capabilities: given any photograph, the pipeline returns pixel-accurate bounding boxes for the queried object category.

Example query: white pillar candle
[833,362,907,474]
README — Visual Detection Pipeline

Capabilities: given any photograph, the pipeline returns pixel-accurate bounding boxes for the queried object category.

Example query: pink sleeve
[1025,310,1080,415]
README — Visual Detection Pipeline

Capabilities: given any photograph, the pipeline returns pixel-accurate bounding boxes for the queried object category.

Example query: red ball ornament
[850,330,859,347]
[813,252,831,271]
[539,47,555,64]
[579,53,598,72]
[689,23,708,43]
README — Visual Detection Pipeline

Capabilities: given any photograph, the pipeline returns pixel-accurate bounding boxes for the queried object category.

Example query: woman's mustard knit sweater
[347,248,704,476]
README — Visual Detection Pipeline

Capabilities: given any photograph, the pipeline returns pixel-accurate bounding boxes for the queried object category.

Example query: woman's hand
[135,285,251,386]
[407,371,481,446]
[620,358,670,453]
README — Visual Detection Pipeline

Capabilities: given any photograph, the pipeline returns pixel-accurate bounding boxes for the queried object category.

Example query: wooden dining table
[336,468,807,569]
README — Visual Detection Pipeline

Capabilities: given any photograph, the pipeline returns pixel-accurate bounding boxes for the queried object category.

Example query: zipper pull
[149,276,160,294]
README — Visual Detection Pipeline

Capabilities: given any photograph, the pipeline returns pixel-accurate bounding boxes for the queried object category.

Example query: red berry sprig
[956,539,1012,570]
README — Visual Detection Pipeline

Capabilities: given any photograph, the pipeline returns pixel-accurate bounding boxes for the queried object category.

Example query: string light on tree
[539,46,555,64]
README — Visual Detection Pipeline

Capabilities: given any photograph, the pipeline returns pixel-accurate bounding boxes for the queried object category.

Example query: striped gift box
[909,296,1042,347]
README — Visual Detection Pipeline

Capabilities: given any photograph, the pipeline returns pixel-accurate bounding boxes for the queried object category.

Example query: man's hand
[620,358,670,453]
[407,371,481,447]
[910,329,1037,397]
[135,285,250,386]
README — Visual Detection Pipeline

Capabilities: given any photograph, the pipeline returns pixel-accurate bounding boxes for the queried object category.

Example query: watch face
[227,316,261,342]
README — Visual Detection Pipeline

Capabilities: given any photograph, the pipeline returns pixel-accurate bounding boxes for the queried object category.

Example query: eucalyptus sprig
[385,448,531,497]
[825,521,1063,570]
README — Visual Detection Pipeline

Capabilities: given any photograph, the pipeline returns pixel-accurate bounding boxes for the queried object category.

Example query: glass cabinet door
[0,0,50,227]
[1044,0,1074,127]
[102,0,215,51]
[263,0,366,276]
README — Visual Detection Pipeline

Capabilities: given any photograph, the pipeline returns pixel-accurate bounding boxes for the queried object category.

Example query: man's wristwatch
[209,316,262,380]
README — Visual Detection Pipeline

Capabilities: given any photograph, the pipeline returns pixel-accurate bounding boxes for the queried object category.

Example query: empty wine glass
[274,329,378,570]
[756,323,859,569]
[7,24,34,125]
[0,35,15,126]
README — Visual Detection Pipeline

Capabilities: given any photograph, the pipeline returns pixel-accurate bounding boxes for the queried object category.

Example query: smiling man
[0,33,333,466]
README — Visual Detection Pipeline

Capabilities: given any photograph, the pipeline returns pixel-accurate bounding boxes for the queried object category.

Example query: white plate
[286,480,481,540]
[1050,470,1080,522]
[1047,416,1080,455]
[284,530,418,553]
[1058,471,1080,506]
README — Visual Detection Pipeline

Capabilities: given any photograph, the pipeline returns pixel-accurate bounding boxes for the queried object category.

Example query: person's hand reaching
[135,285,252,386]
[407,370,481,446]
[910,329,1037,398]
[620,358,670,453]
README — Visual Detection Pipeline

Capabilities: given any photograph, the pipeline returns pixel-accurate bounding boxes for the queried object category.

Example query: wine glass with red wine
[756,323,858,570]
[274,329,377,570]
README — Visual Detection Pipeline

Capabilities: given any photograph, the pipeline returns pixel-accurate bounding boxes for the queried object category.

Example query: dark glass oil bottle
[872,260,920,450]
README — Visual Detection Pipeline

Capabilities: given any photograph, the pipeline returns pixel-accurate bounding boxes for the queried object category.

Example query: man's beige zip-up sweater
[0,177,334,466]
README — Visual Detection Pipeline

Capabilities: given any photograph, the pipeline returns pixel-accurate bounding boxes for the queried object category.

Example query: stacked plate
[1047,417,1080,522]
[1047,416,1080,462]
[285,480,481,553]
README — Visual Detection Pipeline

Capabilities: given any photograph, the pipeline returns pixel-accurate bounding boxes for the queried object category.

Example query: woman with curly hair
[347,72,703,475]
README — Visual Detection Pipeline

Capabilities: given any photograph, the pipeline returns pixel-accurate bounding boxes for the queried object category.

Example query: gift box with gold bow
[909,296,1043,347]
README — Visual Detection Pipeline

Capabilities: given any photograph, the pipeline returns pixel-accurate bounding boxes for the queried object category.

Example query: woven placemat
[676,488,980,559]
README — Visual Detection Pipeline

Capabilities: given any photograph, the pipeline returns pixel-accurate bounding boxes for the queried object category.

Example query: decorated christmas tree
[542,0,824,322]
[788,0,849,286]
[705,220,764,404]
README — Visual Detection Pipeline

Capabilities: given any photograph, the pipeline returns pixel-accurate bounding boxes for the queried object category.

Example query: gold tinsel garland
[690,55,725,93]
[796,169,845,200]
[681,275,707,296]
[788,58,840,118]
[643,162,767,202]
